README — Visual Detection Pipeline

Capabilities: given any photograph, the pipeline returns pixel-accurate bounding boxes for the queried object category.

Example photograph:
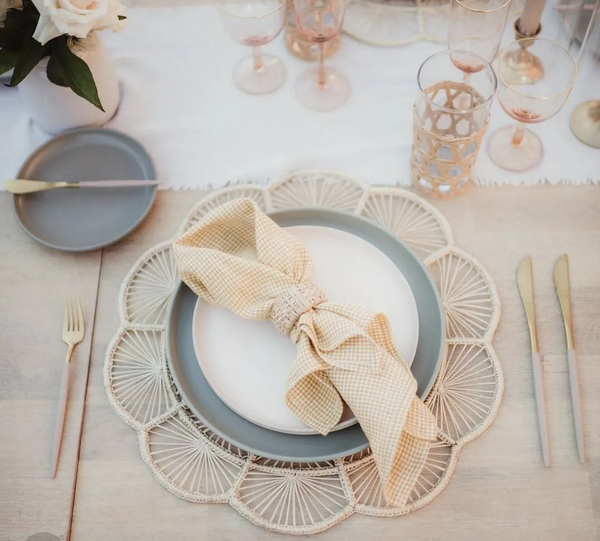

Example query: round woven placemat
[105,171,503,535]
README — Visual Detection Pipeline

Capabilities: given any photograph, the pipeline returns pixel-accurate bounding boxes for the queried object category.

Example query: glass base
[500,49,544,86]
[487,125,543,171]
[295,66,351,112]
[570,101,600,149]
[233,53,286,95]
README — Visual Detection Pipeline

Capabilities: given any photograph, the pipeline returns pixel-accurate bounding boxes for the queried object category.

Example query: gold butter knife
[554,254,585,463]
[517,256,550,467]
[4,178,159,194]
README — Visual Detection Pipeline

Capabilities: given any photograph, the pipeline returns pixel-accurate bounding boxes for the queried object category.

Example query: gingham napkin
[173,198,438,506]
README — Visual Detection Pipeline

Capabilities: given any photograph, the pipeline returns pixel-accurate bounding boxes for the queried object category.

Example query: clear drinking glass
[487,38,578,171]
[417,50,497,134]
[293,0,350,112]
[448,0,512,73]
[413,50,497,197]
[218,0,287,94]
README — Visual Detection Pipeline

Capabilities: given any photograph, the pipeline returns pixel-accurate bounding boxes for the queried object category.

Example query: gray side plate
[13,128,157,252]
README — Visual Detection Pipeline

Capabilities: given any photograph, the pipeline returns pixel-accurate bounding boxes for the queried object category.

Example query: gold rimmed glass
[218,0,288,94]
[413,50,497,198]
[487,38,578,171]
[448,0,513,74]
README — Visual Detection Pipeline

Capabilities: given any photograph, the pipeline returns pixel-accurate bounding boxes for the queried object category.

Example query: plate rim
[166,206,445,462]
[12,127,158,253]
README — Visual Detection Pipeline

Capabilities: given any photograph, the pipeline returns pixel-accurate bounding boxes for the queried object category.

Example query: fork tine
[76,297,83,333]
[69,297,75,332]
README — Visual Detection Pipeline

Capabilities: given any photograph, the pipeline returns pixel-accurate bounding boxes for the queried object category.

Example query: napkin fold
[173,198,438,506]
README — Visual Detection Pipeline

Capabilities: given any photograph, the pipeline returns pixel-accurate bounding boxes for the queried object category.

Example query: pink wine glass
[218,0,287,94]
[448,0,512,73]
[487,38,578,171]
[293,0,350,111]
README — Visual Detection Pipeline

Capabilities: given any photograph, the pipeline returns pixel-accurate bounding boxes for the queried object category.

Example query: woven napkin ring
[270,283,328,336]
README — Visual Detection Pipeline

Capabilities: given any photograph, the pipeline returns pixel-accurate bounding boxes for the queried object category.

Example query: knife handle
[567,349,585,463]
[78,180,159,188]
[531,352,551,467]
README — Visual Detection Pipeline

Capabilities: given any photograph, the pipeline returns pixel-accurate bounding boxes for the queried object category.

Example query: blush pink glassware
[293,0,350,112]
[218,0,288,94]
[448,0,513,73]
[487,38,578,171]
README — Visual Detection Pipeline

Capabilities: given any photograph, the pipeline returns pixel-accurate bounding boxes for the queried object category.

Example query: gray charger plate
[166,207,445,463]
[13,128,157,252]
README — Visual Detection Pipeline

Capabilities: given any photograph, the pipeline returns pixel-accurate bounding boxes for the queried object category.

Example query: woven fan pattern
[105,172,503,534]
[344,0,451,46]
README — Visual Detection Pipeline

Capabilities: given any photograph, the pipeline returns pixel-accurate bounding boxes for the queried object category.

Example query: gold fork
[50,297,85,478]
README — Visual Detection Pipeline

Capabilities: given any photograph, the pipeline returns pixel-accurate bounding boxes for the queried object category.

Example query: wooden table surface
[2,185,600,541]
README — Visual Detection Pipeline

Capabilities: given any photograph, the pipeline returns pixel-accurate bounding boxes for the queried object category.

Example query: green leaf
[9,35,49,86]
[46,53,68,87]
[21,0,40,20]
[118,15,127,20]
[3,4,37,33]
[54,37,104,111]
[0,27,24,49]
[0,48,18,75]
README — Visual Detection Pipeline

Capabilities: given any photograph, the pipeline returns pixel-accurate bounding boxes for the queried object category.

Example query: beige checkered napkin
[173,198,438,506]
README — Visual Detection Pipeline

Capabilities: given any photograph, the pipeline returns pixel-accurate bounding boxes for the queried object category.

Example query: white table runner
[1,4,598,190]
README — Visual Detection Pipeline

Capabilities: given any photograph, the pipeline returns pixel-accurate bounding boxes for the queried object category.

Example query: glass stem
[459,72,471,110]
[253,46,263,72]
[317,42,326,88]
[512,123,526,146]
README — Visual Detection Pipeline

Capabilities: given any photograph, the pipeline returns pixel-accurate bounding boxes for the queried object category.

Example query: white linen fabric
[0,4,597,189]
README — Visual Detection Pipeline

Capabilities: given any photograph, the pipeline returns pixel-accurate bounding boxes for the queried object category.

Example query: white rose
[32,0,127,45]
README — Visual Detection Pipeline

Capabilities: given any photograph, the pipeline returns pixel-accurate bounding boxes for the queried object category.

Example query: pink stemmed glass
[448,0,513,73]
[218,0,287,95]
[293,0,350,112]
[448,0,511,109]
[487,38,578,171]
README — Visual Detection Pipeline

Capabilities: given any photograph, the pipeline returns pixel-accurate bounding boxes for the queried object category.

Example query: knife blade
[554,254,585,463]
[554,254,574,350]
[517,256,540,353]
[517,256,550,467]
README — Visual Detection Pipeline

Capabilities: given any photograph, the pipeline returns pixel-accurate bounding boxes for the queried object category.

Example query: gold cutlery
[517,257,551,467]
[554,254,585,463]
[51,297,85,478]
[4,178,159,194]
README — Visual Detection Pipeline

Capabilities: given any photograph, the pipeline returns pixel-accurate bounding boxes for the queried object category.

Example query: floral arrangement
[0,0,126,110]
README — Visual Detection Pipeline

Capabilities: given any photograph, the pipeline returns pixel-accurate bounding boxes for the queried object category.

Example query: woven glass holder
[411,84,490,199]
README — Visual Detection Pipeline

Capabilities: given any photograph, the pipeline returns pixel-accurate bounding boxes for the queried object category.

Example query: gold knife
[3,178,159,194]
[517,256,550,467]
[554,254,585,463]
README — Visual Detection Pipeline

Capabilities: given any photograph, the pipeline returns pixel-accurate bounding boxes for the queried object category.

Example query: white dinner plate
[191,225,419,435]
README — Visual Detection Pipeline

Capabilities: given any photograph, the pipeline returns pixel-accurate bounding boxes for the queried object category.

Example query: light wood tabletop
[2,185,600,541]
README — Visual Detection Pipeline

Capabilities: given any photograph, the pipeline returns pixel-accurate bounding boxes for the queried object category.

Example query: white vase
[18,35,120,134]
